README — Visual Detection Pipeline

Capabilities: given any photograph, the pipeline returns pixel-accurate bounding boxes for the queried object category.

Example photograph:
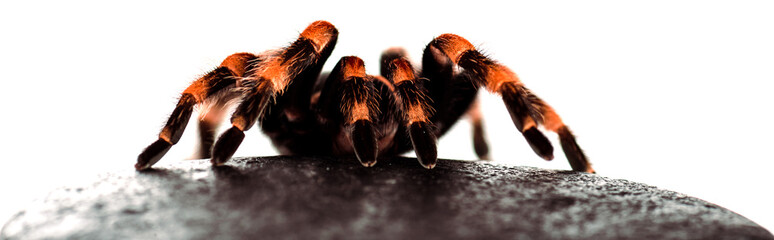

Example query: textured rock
[2,156,771,239]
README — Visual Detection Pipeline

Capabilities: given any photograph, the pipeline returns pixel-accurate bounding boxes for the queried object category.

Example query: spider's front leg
[210,21,338,166]
[385,58,438,168]
[315,57,381,166]
[428,34,594,173]
[136,53,255,170]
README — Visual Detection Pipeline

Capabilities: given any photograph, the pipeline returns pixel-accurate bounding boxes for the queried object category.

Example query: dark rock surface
[2,156,771,240]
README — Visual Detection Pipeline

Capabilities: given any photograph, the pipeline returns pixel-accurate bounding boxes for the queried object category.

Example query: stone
[2,156,772,239]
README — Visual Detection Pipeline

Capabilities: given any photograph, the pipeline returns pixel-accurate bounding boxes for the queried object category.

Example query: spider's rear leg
[317,57,380,167]
[136,53,253,170]
[194,101,227,159]
[210,20,338,166]
[467,99,490,160]
[429,34,594,173]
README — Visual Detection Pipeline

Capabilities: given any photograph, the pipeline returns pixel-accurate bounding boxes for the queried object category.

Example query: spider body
[136,21,595,173]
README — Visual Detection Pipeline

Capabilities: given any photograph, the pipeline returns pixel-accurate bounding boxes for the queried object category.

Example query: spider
[136,20,595,173]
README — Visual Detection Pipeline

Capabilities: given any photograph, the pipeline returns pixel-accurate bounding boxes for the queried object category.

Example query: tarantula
[136,20,595,173]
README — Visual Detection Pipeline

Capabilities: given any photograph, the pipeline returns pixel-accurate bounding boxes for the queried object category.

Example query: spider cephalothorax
[136,20,595,173]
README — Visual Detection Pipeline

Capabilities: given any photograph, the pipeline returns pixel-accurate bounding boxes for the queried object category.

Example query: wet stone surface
[2,156,772,239]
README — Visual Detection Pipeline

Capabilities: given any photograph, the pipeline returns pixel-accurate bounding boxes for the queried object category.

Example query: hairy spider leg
[466,99,490,160]
[194,53,258,159]
[380,47,490,162]
[316,57,381,167]
[429,34,594,173]
[384,58,438,169]
[259,25,338,156]
[210,21,338,166]
[391,45,489,160]
[375,48,413,157]
[135,54,251,170]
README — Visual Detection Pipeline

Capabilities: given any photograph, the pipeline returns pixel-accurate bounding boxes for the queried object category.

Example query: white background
[1,0,773,233]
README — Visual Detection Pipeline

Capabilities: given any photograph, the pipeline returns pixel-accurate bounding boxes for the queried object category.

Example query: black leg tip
[473,125,490,160]
[409,122,438,169]
[523,127,554,161]
[211,126,245,166]
[136,139,172,171]
[556,126,594,173]
[350,120,378,167]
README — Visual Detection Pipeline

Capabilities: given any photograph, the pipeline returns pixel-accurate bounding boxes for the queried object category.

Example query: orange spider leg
[210,21,338,166]
[387,58,438,169]
[314,56,381,166]
[428,34,594,173]
[136,53,255,170]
